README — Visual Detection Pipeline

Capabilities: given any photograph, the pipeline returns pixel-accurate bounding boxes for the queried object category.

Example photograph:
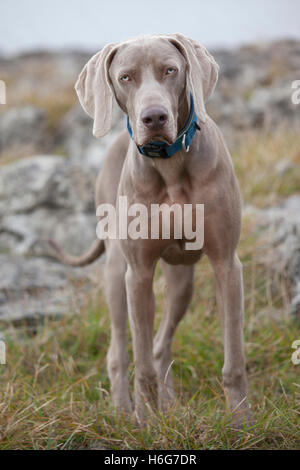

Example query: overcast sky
[1,0,300,55]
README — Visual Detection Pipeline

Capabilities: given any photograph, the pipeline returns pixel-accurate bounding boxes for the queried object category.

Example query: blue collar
[126,93,200,159]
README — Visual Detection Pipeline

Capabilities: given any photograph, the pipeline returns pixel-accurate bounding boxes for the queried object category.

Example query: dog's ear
[75,43,118,138]
[168,33,219,123]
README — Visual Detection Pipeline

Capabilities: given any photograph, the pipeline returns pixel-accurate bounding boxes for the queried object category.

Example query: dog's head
[75,34,219,147]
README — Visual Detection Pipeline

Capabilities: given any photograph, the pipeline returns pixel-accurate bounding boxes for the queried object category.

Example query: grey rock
[0,155,96,217]
[0,209,97,256]
[0,155,64,216]
[256,195,300,315]
[275,159,295,175]
[0,292,6,305]
[0,152,101,324]
[58,103,124,169]
[47,162,96,212]
[291,292,300,316]
[0,106,49,153]
[0,254,100,324]
[0,285,94,325]
[0,295,71,324]
[0,255,70,294]
[248,76,300,127]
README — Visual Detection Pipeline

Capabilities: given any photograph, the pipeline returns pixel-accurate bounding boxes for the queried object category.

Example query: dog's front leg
[209,253,252,428]
[125,263,158,424]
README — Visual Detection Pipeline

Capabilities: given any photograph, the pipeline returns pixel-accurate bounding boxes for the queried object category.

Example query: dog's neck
[150,89,196,201]
[129,88,200,203]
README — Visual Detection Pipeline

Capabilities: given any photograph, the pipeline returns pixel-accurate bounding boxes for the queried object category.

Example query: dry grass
[0,82,76,138]
[0,127,299,449]
[9,90,77,133]
[232,126,300,207]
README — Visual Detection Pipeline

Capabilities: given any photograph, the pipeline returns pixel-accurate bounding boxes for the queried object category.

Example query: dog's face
[108,38,187,146]
[75,34,219,144]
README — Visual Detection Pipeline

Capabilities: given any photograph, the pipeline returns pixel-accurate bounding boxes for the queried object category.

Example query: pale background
[1,0,300,54]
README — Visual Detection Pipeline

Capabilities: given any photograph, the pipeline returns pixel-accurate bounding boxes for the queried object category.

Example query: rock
[0,155,64,216]
[0,209,97,256]
[46,162,96,212]
[208,94,254,130]
[0,254,100,324]
[58,104,96,160]
[256,195,300,316]
[0,292,6,305]
[58,103,124,169]
[291,293,300,316]
[275,159,295,176]
[213,49,242,80]
[0,106,49,154]
[0,255,70,294]
[0,155,96,217]
[248,76,300,128]
[0,153,102,324]
[0,295,72,325]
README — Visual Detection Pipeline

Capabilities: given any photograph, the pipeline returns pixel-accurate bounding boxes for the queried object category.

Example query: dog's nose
[141,106,168,131]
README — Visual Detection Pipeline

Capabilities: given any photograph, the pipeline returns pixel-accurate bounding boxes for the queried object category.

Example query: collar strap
[126,93,200,159]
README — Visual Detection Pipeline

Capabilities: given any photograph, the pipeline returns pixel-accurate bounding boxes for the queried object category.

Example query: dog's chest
[153,162,193,205]
[164,184,189,205]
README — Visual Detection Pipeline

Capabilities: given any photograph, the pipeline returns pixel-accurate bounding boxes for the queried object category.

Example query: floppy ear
[168,33,219,123]
[75,43,118,138]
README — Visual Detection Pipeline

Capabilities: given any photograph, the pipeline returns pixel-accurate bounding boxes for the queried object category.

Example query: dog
[51,33,252,427]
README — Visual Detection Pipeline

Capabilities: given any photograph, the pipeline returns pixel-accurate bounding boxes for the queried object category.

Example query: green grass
[0,127,299,449]
[0,235,299,450]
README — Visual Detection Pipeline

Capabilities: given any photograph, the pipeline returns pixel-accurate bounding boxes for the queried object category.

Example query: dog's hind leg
[153,261,194,411]
[105,241,132,413]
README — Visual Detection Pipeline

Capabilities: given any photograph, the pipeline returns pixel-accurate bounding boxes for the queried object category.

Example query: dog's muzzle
[126,93,200,159]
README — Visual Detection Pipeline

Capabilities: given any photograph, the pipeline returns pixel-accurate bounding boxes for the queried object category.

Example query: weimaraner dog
[51,33,252,427]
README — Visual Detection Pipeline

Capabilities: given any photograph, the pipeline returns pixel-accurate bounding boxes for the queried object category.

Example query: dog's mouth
[139,134,173,146]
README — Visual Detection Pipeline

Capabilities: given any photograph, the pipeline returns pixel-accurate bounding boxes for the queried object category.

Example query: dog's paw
[231,408,255,430]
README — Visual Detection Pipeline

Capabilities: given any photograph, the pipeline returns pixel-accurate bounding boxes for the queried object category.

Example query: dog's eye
[166,67,177,75]
[120,74,130,82]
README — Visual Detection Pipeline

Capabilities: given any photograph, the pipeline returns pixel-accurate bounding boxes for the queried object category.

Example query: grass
[232,126,300,207]
[0,246,299,450]
[0,126,299,449]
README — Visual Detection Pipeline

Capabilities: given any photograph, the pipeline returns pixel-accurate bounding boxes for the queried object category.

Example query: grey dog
[51,33,252,427]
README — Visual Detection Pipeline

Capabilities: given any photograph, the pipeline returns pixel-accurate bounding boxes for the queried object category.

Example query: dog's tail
[48,238,105,267]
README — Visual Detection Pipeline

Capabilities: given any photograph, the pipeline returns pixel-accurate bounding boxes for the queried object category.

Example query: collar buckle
[182,133,190,153]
